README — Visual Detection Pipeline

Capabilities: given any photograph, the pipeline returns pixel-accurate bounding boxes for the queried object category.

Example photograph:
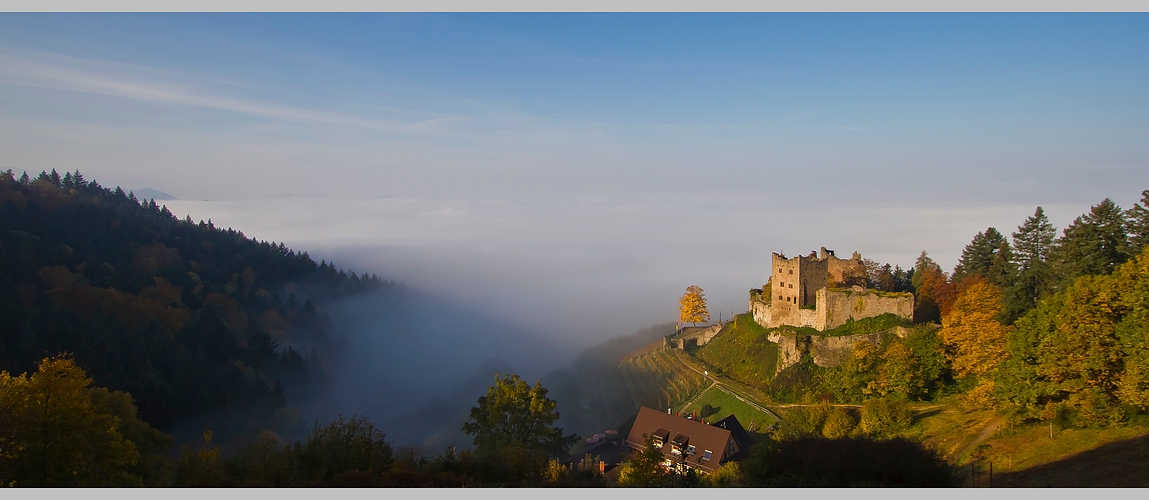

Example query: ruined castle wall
[798,308,818,328]
[750,298,772,328]
[771,253,804,310]
[751,300,815,329]
[810,332,886,367]
[768,332,805,373]
[769,326,912,373]
[797,254,828,306]
[814,287,914,331]
[826,254,865,286]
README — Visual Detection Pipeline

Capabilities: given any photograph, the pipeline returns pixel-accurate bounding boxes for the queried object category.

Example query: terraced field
[618,348,711,411]
[549,342,711,440]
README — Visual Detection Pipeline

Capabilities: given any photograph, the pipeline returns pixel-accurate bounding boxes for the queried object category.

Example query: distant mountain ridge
[129,188,177,200]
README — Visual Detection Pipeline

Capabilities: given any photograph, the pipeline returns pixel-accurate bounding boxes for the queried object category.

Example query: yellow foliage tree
[678,285,710,326]
[940,281,1010,379]
[0,356,140,487]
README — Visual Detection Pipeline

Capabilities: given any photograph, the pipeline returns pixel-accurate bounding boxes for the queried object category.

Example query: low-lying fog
[159,192,1124,448]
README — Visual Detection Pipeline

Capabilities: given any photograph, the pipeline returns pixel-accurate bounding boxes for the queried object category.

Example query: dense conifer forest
[0,169,390,431]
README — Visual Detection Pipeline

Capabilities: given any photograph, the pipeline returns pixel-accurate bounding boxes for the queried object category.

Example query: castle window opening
[789,284,793,289]
[789,269,793,274]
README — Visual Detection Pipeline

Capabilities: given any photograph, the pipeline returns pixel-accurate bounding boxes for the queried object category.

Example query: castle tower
[770,248,864,308]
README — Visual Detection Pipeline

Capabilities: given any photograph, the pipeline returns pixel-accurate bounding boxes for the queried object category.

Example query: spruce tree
[1052,198,1131,284]
[1002,207,1057,322]
[953,227,1009,284]
[1128,189,1149,255]
[986,240,1017,288]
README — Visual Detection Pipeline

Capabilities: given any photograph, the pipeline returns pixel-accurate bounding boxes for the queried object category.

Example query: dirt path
[954,416,1005,462]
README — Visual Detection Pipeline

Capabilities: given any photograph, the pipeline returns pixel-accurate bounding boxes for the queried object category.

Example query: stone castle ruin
[750,247,913,331]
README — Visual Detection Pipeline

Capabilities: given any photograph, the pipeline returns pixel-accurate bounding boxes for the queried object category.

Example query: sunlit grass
[678,385,778,433]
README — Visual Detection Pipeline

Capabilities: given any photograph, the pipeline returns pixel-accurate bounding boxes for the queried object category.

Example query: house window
[702,450,713,461]
[686,445,696,455]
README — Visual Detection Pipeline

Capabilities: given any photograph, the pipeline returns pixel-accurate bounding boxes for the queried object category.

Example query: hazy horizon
[3,13,1148,351]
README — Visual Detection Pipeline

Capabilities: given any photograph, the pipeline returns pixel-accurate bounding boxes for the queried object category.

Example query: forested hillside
[0,169,391,431]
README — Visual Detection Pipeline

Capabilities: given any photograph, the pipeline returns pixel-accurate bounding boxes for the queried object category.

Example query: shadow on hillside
[913,407,945,420]
[994,433,1149,487]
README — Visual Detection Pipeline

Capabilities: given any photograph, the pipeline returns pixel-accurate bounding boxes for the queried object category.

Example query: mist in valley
[4,13,1149,456]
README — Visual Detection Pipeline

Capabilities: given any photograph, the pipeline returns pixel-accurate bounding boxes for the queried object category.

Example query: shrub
[822,407,857,439]
[860,397,914,437]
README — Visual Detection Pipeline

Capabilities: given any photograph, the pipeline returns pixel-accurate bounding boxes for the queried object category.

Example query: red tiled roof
[625,406,736,473]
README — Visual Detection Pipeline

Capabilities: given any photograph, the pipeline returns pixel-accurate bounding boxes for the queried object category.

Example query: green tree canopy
[1053,198,1132,285]
[1127,190,1149,255]
[953,227,1010,284]
[462,373,577,463]
[1003,206,1059,323]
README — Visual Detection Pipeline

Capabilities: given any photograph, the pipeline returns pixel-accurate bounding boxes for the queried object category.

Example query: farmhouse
[749,247,914,331]
[624,406,752,474]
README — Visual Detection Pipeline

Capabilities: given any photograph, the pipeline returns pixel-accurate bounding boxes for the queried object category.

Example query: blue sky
[2,13,1147,343]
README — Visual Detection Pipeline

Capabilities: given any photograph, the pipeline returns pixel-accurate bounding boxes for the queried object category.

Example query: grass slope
[695,313,777,389]
[678,385,777,433]
[897,395,1149,486]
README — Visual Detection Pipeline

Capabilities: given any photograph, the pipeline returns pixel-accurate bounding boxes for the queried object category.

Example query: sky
[2,13,1148,348]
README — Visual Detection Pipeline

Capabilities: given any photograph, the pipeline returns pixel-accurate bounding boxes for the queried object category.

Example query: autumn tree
[678,285,710,326]
[912,252,949,323]
[0,357,141,487]
[940,281,1010,385]
[462,373,577,482]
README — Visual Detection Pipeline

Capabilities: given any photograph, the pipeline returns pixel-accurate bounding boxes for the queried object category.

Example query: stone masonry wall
[768,326,911,373]
[814,287,914,331]
[798,253,828,306]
